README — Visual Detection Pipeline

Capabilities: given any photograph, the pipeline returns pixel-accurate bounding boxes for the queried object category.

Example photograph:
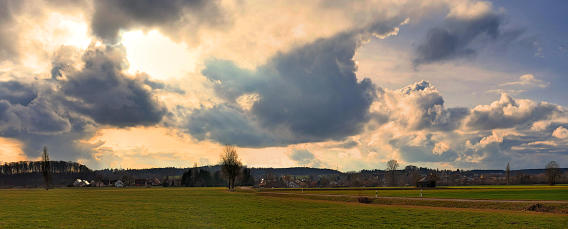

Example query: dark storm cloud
[201,59,261,102]
[6,112,98,160]
[251,33,376,139]
[91,0,227,42]
[0,78,95,159]
[190,31,386,146]
[0,45,167,159]
[413,12,521,66]
[0,81,93,160]
[289,149,321,167]
[186,17,409,147]
[0,80,73,135]
[61,46,167,127]
[0,81,37,106]
[187,104,276,147]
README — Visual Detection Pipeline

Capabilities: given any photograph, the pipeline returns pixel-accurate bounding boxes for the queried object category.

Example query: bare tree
[221,145,242,191]
[41,146,51,190]
[386,160,399,186]
[405,165,419,186]
[546,161,560,185]
[505,162,510,185]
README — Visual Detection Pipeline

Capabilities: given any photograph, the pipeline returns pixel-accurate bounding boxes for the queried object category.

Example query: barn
[416,176,436,188]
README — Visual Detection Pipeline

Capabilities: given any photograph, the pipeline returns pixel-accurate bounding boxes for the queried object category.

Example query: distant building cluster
[254,166,568,188]
[70,178,160,188]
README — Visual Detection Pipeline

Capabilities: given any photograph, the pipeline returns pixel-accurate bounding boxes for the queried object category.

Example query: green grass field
[272,186,568,201]
[445,185,568,189]
[1,187,567,228]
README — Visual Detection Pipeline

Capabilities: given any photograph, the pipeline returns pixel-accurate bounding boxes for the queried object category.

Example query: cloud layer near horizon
[0,0,566,170]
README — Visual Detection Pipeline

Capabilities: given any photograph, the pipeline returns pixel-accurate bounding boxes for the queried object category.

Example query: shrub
[357,197,372,204]
[525,203,553,212]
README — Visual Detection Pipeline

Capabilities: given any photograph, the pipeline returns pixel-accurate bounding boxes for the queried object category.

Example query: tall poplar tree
[41,146,51,190]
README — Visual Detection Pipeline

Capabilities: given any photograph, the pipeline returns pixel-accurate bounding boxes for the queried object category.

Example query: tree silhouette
[506,162,510,185]
[386,160,399,186]
[546,161,560,185]
[240,167,255,186]
[405,165,419,186]
[41,146,51,190]
[221,145,242,191]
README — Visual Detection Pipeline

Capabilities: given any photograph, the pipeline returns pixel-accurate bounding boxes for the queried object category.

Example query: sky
[0,0,567,171]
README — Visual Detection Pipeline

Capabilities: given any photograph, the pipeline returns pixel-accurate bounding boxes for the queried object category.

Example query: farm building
[92,181,105,187]
[115,180,124,188]
[416,176,436,188]
[149,177,161,186]
[73,179,90,187]
[134,178,161,186]
[134,179,147,186]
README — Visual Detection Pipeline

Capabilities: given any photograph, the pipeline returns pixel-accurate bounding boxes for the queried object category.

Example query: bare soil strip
[257,194,564,216]
[256,191,568,214]
[266,192,568,203]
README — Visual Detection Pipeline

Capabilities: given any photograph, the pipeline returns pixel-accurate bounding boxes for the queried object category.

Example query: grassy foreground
[1,187,567,228]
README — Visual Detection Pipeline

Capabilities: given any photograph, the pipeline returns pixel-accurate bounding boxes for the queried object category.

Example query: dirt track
[258,191,568,204]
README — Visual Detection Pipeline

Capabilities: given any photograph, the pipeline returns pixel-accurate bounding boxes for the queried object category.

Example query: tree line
[0,160,90,175]
[180,145,254,189]
[2,146,564,189]
[179,166,254,188]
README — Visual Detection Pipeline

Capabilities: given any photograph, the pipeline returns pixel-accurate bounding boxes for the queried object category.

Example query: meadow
[269,185,568,201]
[1,187,567,228]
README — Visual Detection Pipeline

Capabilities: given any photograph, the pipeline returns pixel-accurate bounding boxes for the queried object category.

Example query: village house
[114,180,124,188]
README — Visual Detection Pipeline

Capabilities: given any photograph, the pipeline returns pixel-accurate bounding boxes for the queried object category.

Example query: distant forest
[0,161,91,187]
[0,161,341,188]
[0,161,566,188]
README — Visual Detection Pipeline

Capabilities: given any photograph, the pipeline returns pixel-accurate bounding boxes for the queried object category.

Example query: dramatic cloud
[186,19,406,146]
[187,104,275,146]
[0,0,566,171]
[373,80,469,131]
[413,2,522,66]
[288,149,322,167]
[61,46,167,127]
[464,93,562,130]
[91,0,228,42]
[0,45,167,160]
[552,126,568,139]
[390,133,459,163]
[0,81,70,135]
[0,81,37,106]
[0,78,98,160]
[343,80,568,169]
